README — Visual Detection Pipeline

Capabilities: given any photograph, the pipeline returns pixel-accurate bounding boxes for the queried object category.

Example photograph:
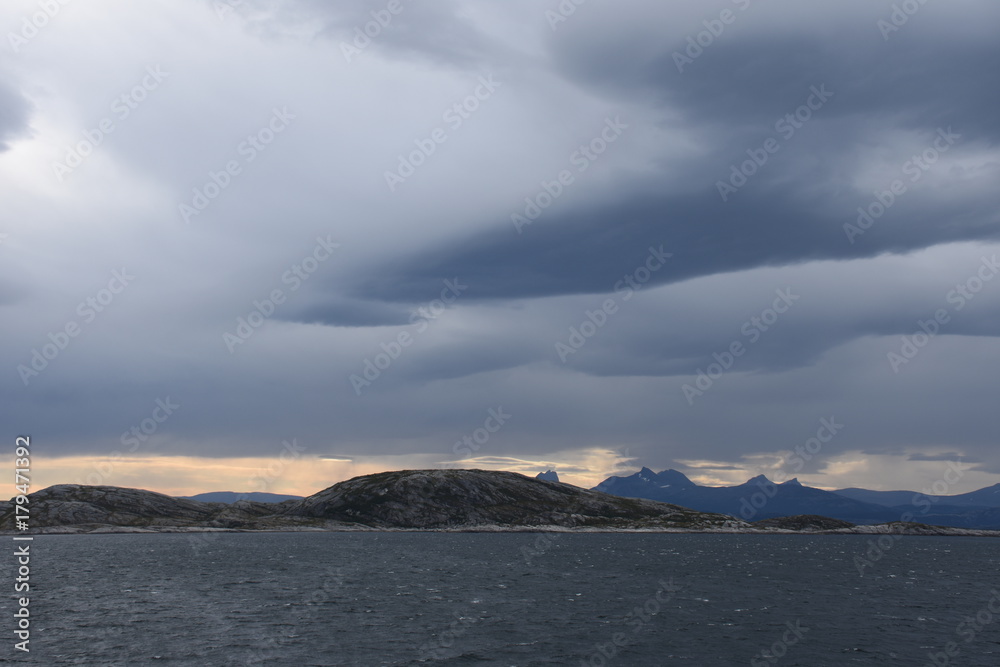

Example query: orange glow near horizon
[6,450,994,499]
[12,454,368,497]
[10,454,607,497]
[3,447,632,497]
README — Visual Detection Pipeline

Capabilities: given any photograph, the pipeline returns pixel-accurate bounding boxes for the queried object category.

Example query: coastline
[7,524,1000,537]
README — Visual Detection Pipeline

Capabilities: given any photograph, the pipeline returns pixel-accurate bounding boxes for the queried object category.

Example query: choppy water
[3,533,999,665]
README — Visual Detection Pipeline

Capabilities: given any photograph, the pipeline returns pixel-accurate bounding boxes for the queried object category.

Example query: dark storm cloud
[4,0,1000,494]
[558,275,1000,380]
[341,186,998,306]
[556,30,1000,143]
[308,4,1000,310]
[299,245,1000,388]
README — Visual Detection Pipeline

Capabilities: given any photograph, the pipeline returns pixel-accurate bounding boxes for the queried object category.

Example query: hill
[833,483,1000,508]
[278,469,739,529]
[0,470,742,533]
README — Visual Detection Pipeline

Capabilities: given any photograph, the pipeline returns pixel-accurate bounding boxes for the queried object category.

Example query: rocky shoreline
[7,523,1000,536]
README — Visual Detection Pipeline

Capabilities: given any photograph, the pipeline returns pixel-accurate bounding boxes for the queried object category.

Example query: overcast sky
[2,0,999,496]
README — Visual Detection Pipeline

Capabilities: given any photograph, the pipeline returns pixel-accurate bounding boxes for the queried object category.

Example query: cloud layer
[2,0,999,494]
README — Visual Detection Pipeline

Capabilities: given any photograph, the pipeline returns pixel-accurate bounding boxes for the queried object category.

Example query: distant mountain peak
[782,478,802,486]
[746,474,773,485]
[606,466,698,488]
[656,469,695,488]
[535,470,559,482]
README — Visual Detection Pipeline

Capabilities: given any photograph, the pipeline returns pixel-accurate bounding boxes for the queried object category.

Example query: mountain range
[591,468,1000,530]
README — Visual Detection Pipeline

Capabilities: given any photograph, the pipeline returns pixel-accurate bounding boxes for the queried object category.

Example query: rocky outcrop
[753,515,857,531]
[841,521,1000,536]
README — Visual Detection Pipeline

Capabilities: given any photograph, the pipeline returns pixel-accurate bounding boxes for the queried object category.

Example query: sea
[4,532,999,665]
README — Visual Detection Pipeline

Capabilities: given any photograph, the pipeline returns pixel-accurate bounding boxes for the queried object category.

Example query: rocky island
[3,469,998,536]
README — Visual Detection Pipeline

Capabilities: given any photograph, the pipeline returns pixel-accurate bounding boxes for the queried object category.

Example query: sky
[1,0,999,497]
